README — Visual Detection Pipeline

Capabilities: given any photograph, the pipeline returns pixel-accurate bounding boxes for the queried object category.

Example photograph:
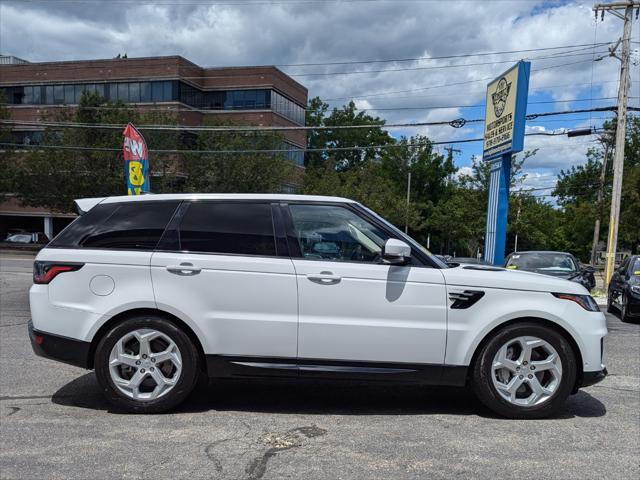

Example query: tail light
[33,261,84,284]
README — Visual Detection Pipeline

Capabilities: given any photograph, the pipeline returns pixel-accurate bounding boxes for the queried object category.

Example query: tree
[4,92,299,212]
[305,97,395,171]
[182,117,295,193]
[553,116,640,256]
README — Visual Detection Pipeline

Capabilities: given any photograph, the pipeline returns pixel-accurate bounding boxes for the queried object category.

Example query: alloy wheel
[491,336,562,407]
[108,328,183,401]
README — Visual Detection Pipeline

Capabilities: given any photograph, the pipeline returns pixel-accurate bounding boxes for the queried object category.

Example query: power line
[2,106,631,131]
[4,96,632,115]
[0,131,602,155]
[0,45,613,84]
[283,50,609,77]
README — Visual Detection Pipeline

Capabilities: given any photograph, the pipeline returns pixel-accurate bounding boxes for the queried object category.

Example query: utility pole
[405,168,411,233]
[514,196,522,253]
[593,0,639,289]
[590,141,610,265]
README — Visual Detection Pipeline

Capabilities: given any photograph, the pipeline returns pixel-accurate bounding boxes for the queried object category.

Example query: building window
[1,82,303,122]
[283,143,304,166]
[151,82,163,102]
[64,85,74,104]
[140,82,151,102]
[95,83,105,99]
[117,83,128,103]
[163,81,174,102]
[52,85,63,104]
[44,85,53,104]
[271,90,305,125]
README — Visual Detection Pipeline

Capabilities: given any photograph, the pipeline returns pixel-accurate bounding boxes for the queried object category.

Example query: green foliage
[553,116,640,256]
[305,97,395,171]
[3,92,297,212]
[182,117,295,194]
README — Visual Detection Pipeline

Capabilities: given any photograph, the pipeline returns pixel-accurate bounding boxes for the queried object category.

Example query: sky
[1,0,639,201]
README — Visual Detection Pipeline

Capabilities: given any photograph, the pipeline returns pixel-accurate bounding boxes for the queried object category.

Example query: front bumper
[580,368,608,388]
[28,320,92,369]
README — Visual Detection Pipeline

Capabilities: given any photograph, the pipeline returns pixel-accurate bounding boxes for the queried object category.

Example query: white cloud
[1,0,634,188]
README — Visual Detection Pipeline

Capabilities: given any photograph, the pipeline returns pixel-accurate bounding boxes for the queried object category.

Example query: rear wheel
[95,314,199,413]
[472,323,577,419]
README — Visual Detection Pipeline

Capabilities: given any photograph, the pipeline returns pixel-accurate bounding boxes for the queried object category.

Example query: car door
[284,202,447,369]
[150,201,298,368]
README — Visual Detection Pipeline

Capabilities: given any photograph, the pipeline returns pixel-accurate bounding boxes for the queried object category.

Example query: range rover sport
[29,194,607,418]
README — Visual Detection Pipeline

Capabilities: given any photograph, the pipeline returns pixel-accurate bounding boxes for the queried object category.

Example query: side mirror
[383,239,411,265]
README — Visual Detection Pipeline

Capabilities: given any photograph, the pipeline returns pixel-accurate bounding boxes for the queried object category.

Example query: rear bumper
[28,320,91,369]
[580,368,608,388]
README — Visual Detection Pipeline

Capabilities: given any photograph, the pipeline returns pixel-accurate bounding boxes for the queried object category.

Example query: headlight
[552,293,600,312]
[631,285,640,295]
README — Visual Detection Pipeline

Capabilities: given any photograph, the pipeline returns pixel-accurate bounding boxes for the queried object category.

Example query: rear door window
[50,201,179,250]
[81,202,179,250]
[177,202,276,256]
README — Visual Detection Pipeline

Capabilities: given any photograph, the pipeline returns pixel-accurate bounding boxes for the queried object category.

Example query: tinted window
[80,202,179,250]
[49,203,119,248]
[178,202,275,256]
[289,204,389,262]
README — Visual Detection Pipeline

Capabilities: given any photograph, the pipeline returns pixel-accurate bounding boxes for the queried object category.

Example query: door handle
[306,271,341,284]
[166,262,202,276]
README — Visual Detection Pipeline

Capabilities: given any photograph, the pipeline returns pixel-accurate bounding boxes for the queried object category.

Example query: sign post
[482,61,530,265]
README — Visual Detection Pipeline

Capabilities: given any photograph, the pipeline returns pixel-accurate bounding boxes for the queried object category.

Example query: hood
[441,265,589,295]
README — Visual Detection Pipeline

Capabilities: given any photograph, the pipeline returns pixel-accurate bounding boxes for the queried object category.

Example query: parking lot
[1,251,638,480]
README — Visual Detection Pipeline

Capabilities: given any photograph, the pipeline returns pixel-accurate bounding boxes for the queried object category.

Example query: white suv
[29,194,607,418]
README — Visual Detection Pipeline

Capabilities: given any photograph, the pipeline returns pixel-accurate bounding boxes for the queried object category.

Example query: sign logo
[491,77,512,118]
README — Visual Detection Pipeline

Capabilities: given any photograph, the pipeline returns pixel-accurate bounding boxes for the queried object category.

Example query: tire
[94,314,200,413]
[606,291,616,314]
[471,322,577,419]
[619,295,638,324]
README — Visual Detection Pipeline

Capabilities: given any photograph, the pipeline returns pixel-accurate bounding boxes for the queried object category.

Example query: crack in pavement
[5,406,21,416]
[245,426,327,480]
[0,395,54,401]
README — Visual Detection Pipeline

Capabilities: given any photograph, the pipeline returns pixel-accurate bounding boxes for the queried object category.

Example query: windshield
[633,258,640,276]
[506,253,578,272]
[358,204,448,268]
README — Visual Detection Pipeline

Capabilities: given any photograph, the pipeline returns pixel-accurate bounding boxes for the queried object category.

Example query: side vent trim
[449,290,485,309]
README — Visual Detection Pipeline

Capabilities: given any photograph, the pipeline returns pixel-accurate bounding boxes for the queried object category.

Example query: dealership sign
[482,61,530,266]
[483,61,530,160]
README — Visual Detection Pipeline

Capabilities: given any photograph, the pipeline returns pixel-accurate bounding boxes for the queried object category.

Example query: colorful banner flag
[122,123,150,195]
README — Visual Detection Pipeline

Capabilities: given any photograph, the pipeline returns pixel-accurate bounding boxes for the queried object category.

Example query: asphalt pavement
[1,251,638,480]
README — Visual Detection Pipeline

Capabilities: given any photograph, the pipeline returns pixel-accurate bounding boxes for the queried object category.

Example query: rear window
[49,201,179,250]
[177,202,275,256]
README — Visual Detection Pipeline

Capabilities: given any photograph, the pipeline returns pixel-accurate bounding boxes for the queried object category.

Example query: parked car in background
[504,251,595,291]
[607,255,640,323]
[4,231,49,244]
[451,257,491,266]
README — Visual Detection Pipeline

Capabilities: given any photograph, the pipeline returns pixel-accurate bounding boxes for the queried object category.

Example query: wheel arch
[87,307,207,373]
[466,316,584,392]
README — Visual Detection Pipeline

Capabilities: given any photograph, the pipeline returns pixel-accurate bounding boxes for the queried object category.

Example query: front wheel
[606,290,616,314]
[620,295,637,324]
[94,314,200,413]
[471,323,577,419]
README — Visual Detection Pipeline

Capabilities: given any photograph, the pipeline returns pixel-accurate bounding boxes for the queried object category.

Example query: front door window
[289,204,389,263]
